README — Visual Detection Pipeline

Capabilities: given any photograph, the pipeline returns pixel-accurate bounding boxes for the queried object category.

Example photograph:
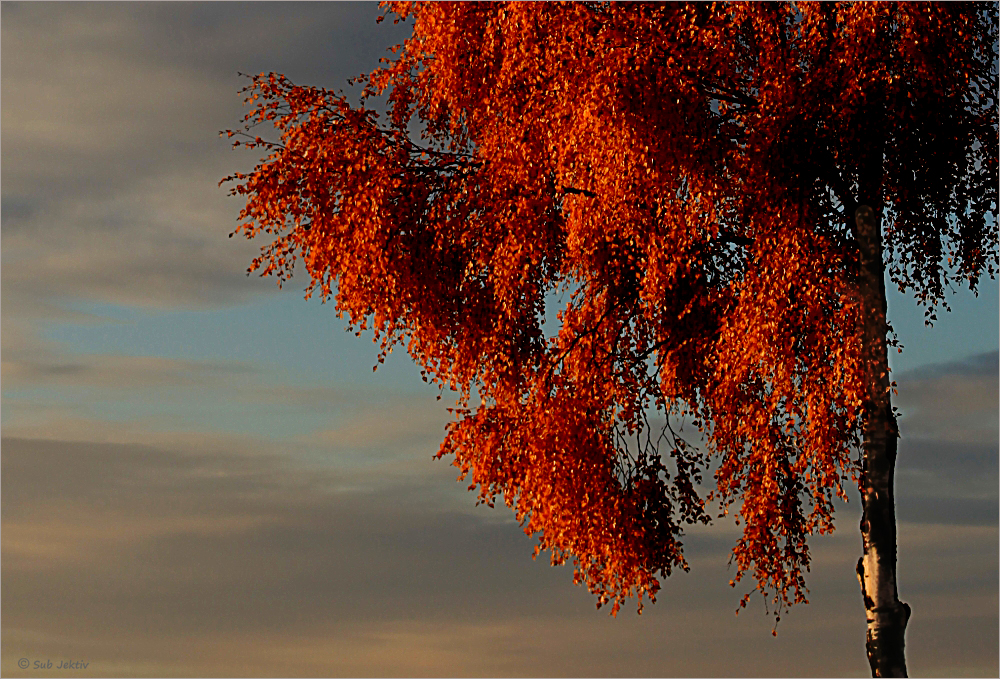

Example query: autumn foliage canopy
[225,2,998,618]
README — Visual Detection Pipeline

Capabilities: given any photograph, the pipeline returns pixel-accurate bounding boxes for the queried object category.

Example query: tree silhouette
[223,3,997,675]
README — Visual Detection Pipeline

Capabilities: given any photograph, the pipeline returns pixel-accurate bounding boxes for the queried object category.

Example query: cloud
[894,351,998,445]
[0,436,574,672]
[1,157,277,312]
[308,396,451,452]
[899,351,999,380]
[887,351,1000,526]
[2,435,996,677]
[897,490,998,527]
[1,3,410,313]
[0,344,454,472]
[3,353,258,390]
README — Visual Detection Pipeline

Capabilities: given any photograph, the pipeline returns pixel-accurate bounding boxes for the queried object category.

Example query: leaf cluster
[223,1,998,619]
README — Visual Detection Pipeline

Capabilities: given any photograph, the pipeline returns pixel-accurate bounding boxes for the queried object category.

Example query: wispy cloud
[890,351,999,526]
[3,353,258,390]
[895,351,999,445]
[2,3,410,313]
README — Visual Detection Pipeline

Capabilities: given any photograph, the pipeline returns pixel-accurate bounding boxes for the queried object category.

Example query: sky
[1,3,997,677]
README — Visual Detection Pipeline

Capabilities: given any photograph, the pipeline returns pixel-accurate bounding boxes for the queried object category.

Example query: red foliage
[223,2,997,618]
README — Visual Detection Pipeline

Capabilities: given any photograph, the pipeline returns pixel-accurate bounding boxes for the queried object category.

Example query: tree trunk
[853,204,910,677]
